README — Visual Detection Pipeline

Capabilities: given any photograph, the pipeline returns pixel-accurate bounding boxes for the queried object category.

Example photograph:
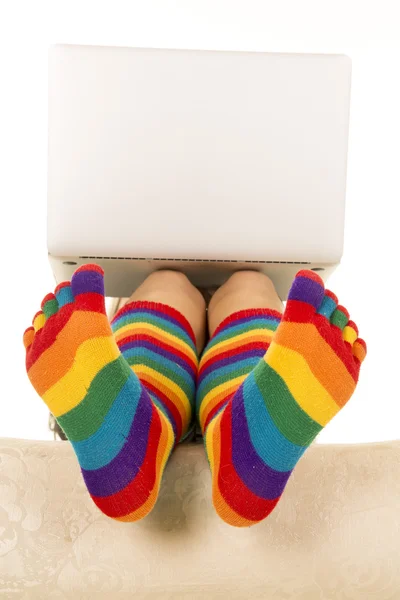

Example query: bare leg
[208,271,283,337]
[125,270,207,355]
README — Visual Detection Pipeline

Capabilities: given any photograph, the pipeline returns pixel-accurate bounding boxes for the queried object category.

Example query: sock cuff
[212,307,282,339]
[112,299,198,445]
[111,300,197,348]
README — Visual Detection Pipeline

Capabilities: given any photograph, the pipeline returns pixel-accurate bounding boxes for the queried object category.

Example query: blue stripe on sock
[150,395,178,440]
[206,318,279,351]
[317,295,337,318]
[198,348,265,381]
[242,372,307,472]
[120,339,195,378]
[197,356,260,398]
[56,286,74,308]
[216,314,281,334]
[122,346,195,395]
[71,374,142,470]
[111,311,194,348]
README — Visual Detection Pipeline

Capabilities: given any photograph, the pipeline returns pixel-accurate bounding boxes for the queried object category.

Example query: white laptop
[47,45,351,298]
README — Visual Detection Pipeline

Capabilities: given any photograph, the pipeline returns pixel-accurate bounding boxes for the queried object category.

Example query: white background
[0,0,399,443]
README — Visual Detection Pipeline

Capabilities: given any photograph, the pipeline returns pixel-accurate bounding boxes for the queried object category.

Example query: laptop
[48,45,351,298]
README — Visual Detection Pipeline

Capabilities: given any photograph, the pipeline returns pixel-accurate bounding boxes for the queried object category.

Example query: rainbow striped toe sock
[23,264,198,522]
[110,299,197,446]
[197,270,367,527]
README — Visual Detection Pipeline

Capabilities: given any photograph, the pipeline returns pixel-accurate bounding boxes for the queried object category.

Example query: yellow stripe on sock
[273,321,357,404]
[206,407,256,527]
[28,312,112,393]
[343,325,358,345]
[116,404,175,522]
[266,341,340,426]
[33,313,46,332]
[205,406,220,472]
[114,322,197,364]
[199,375,246,430]
[133,364,192,421]
[203,329,273,361]
[154,403,175,460]
[43,336,120,416]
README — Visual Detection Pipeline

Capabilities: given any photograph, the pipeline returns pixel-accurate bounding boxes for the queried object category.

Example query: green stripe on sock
[112,313,192,346]
[253,360,322,446]
[206,319,278,351]
[199,363,255,399]
[125,355,193,399]
[58,357,132,441]
[331,309,348,330]
[43,298,59,318]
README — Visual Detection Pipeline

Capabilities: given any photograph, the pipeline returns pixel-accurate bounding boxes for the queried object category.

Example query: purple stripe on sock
[231,385,292,499]
[119,339,196,378]
[214,313,281,335]
[112,306,188,336]
[198,348,265,382]
[81,388,152,497]
[150,395,178,440]
[71,269,104,297]
[287,276,325,310]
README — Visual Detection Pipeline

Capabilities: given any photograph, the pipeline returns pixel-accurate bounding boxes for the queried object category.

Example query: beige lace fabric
[1,437,399,599]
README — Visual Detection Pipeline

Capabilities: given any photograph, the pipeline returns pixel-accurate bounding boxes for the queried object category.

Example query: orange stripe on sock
[27,312,111,393]
[353,339,367,363]
[23,328,35,349]
[199,377,246,432]
[116,406,174,522]
[134,369,191,425]
[274,322,357,405]
[114,325,197,363]
[203,331,273,364]
[117,332,198,372]
[207,410,256,527]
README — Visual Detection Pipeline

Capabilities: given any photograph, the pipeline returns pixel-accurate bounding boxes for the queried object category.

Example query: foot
[23,264,175,522]
[200,270,367,527]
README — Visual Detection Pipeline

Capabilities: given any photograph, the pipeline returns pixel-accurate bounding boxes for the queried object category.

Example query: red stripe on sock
[213,308,282,338]
[74,292,105,312]
[32,310,44,324]
[54,281,71,294]
[198,341,270,378]
[143,379,183,443]
[117,333,197,372]
[204,395,234,432]
[282,300,317,324]
[281,304,360,381]
[355,337,367,352]
[41,293,56,309]
[26,303,75,370]
[325,289,338,304]
[112,300,196,346]
[347,320,359,336]
[216,401,280,522]
[313,313,360,380]
[336,305,350,318]
[75,264,105,276]
[295,269,324,285]
[91,402,163,518]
